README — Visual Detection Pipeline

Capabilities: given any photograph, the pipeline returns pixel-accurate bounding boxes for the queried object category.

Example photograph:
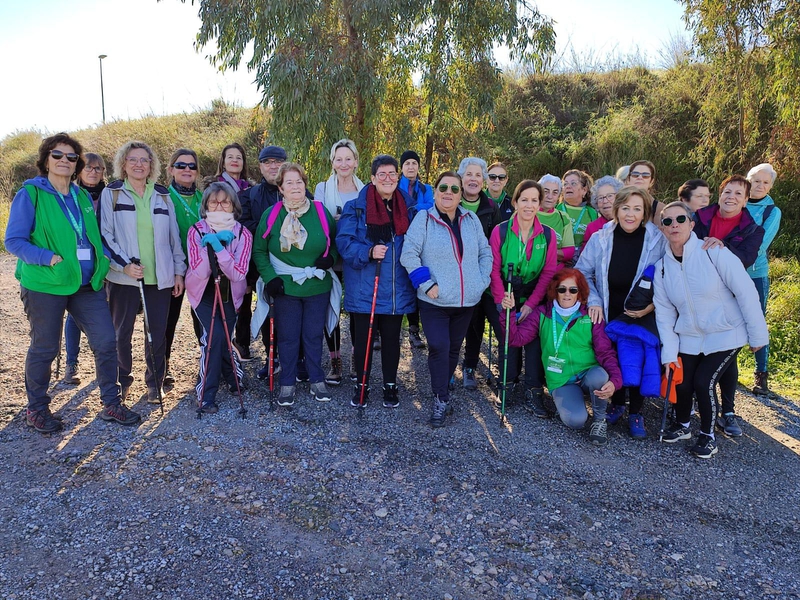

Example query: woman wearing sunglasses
[213,143,251,192]
[100,141,186,404]
[5,133,140,433]
[401,171,493,428]
[61,152,108,385]
[624,159,663,223]
[337,155,415,408]
[162,148,205,386]
[654,202,767,459]
[576,186,666,439]
[486,162,513,222]
[501,269,622,445]
[488,180,557,417]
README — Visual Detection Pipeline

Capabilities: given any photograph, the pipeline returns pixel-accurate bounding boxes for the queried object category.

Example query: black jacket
[470,190,501,240]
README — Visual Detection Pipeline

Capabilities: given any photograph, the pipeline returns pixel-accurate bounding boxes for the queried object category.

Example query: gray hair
[746,162,777,183]
[659,199,693,222]
[615,165,630,181]
[200,181,242,219]
[590,176,624,209]
[113,141,161,183]
[457,157,488,179]
[538,174,562,192]
[329,138,359,163]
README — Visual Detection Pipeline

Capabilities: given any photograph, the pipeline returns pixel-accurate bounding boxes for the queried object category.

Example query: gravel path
[0,253,798,600]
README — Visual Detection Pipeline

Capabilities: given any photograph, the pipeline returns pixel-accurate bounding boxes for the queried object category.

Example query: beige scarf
[279,197,311,252]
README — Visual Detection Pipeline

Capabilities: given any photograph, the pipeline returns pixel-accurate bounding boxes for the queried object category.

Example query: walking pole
[659,364,675,442]
[500,263,514,422]
[131,258,164,415]
[487,322,494,387]
[208,249,246,419]
[196,282,218,419]
[268,296,276,412]
[359,259,382,415]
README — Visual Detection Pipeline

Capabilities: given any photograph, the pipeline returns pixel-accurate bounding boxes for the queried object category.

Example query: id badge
[547,356,566,374]
[76,248,92,261]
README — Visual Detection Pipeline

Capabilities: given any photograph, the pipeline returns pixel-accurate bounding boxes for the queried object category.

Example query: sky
[0,0,689,140]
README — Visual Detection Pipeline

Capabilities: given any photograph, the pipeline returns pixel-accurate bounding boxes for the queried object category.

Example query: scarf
[171,180,197,196]
[366,184,409,243]
[279,197,311,251]
[324,173,364,217]
[220,172,249,192]
[205,211,236,232]
[554,300,582,318]
[78,180,105,205]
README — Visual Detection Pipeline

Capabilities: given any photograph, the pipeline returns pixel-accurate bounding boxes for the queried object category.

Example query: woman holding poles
[185,182,252,414]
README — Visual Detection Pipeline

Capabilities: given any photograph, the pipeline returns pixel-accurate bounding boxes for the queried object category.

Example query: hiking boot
[690,434,718,459]
[408,326,426,349]
[325,358,343,386]
[383,383,399,409]
[628,413,646,439]
[606,403,626,425]
[372,331,381,351]
[523,387,550,418]
[716,412,742,437]
[351,384,369,407]
[589,420,608,446]
[310,381,332,402]
[257,358,281,380]
[99,402,141,426]
[147,388,164,404]
[296,359,309,383]
[661,422,692,443]
[753,371,770,396]
[62,363,81,385]
[463,366,477,390]
[232,340,253,362]
[277,385,295,407]
[199,402,219,414]
[26,408,64,434]
[430,396,449,428]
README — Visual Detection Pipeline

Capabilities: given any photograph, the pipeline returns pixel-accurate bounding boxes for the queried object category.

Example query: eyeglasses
[376,172,398,182]
[661,215,689,226]
[487,174,508,181]
[260,158,284,166]
[126,157,151,165]
[556,286,579,294]
[208,199,232,208]
[438,184,461,193]
[83,165,104,173]
[630,171,652,180]
[172,162,197,170]
[597,193,616,203]
[50,150,79,163]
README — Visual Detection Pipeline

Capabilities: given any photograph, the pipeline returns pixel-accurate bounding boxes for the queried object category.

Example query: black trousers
[351,313,403,385]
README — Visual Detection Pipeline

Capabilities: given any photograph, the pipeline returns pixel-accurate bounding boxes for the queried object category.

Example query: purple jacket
[501,300,623,390]
[693,204,764,269]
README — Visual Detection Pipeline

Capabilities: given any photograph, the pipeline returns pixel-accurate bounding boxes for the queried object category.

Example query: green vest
[539,309,599,389]
[169,186,203,260]
[500,219,547,301]
[556,203,597,247]
[15,185,109,294]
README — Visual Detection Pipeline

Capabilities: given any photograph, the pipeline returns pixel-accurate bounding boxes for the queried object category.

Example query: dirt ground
[0,253,798,600]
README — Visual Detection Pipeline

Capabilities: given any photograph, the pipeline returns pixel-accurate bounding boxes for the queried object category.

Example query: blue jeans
[64,313,82,365]
[20,285,120,412]
[752,276,769,372]
[274,292,328,386]
[551,366,610,429]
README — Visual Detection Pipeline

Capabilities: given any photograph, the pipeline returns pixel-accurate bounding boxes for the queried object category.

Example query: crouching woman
[501,269,622,446]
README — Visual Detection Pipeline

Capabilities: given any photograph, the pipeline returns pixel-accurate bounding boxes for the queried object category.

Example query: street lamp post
[98,54,107,123]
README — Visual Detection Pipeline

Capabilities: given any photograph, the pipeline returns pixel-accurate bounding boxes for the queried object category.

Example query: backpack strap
[263,200,331,256]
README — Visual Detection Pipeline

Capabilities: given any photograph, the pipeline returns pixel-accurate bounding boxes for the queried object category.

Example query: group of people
[6,133,781,459]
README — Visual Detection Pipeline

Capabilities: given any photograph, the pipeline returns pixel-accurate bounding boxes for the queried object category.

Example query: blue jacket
[336,184,417,315]
[745,196,781,279]
[398,176,433,212]
[605,318,662,397]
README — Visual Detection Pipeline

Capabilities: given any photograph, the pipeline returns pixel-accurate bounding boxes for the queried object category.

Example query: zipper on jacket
[391,232,396,314]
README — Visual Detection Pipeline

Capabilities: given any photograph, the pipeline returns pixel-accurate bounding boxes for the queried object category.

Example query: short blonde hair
[329,138,359,163]
[613,185,653,224]
[113,141,161,183]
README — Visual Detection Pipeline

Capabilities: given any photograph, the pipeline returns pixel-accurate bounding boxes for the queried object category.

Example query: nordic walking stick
[659,364,675,442]
[500,263,514,421]
[208,249,247,419]
[131,258,164,415]
[196,279,218,419]
[359,259,382,412]
[487,322,494,387]
[268,295,276,412]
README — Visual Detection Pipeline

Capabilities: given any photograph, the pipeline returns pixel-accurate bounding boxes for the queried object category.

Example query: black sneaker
[716,413,742,437]
[690,434,718,459]
[463,367,477,390]
[383,384,399,409]
[232,340,253,362]
[351,384,369,408]
[26,408,64,433]
[99,403,141,426]
[408,326,426,349]
[523,388,550,418]
[199,402,219,414]
[430,396,449,428]
[62,363,81,385]
[661,422,692,443]
[257,358,282,380]
[588,420,608,446]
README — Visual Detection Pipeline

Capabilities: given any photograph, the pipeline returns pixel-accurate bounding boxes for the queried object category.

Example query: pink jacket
[185,220,252,310]
[489,216,558,310]
[581,216,610,250]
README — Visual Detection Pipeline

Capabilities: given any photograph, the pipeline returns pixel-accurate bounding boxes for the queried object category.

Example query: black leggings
[351,313,403,385]
[611,386,644,414]
[675,349,740,436]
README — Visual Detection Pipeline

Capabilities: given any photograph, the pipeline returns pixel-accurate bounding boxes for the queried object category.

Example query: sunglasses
[556,286,579,294]
[661,215,689,226]
[172,162,197,170]
[630,171,652,179]
[438,184,461,193]
[50,150,79,163]
[487,174,508,181]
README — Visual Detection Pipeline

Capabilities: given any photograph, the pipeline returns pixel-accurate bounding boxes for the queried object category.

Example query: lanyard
[170,186,199,221]
[54,187,84,242]
[551,308,579,356]
[570,204,589,235]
